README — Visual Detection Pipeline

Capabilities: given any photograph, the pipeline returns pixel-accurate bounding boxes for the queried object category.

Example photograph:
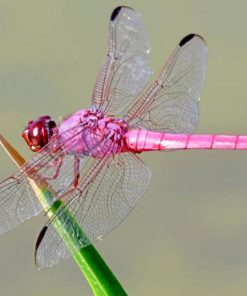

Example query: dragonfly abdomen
[125,130,247,152]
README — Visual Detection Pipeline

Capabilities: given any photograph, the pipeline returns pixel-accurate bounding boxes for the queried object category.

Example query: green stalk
[0,134,127,296]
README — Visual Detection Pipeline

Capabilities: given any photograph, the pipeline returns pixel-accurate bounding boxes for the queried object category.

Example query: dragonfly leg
[45,155,64,181]
[57,156,81,201]
[43,156,81,215]
[73,156,80,188]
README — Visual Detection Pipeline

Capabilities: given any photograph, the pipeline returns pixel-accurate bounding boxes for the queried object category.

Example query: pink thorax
[58,109,129,157]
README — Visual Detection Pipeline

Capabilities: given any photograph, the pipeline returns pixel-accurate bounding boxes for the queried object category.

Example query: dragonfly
[0,6,245,268]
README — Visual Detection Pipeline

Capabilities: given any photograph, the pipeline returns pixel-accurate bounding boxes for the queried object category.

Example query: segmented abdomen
[125,130,247,152]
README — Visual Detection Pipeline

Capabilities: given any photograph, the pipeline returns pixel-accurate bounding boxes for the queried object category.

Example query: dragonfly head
[22,115,56,152]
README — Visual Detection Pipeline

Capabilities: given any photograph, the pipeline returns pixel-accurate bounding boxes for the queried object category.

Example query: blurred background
[0,0,247,295]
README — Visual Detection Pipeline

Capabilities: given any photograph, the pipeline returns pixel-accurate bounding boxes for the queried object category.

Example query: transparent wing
[0,176,42,235]
[0,126,89,235]
[35,153,151,268]
[92,6,152,117]
[125,34,208,133]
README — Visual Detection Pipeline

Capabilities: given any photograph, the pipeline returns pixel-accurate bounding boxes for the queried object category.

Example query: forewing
[0,176,42,235]
[126,34,208,133]
[0,126,89,235]
[92,6,152,117]
[35,153,151,268]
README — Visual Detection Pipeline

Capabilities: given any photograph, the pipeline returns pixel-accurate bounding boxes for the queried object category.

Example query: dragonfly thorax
[59,108,129,157]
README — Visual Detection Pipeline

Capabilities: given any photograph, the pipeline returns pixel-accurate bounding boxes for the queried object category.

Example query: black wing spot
[179,34,196,47]
[111,6,122,21]
[110,6,134,21]
[35,226,48,266]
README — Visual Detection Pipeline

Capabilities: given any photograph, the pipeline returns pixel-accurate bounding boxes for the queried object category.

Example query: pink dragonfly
[0,6,245,268]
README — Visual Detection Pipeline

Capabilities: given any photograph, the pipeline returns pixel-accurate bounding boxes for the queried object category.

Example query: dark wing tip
[179,34,196,47]
[110,6,133,21]
[179,33,206,47]
[34,225,48,267]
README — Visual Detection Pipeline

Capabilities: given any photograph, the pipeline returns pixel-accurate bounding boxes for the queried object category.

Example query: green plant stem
[0,134,127,296]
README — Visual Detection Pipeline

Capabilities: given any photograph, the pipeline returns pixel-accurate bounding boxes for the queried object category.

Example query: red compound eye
[22,116,56,152]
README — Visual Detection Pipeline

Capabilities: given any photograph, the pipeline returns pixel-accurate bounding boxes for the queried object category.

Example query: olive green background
[0,0,247,295]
